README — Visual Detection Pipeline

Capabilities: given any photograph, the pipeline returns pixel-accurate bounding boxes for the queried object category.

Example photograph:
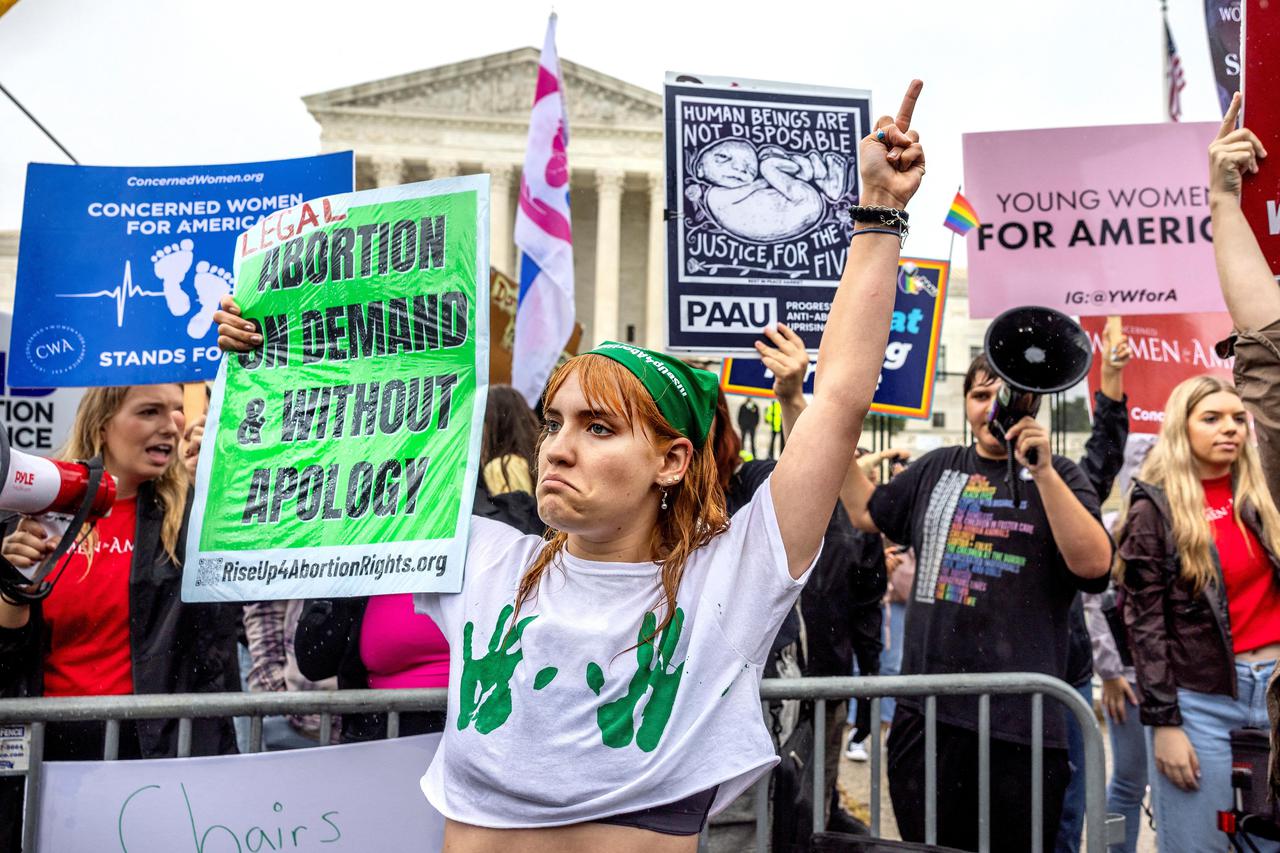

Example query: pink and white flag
[512,13,575,406]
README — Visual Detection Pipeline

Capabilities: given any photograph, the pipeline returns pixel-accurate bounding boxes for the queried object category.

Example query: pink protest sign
[962,122,1226,318]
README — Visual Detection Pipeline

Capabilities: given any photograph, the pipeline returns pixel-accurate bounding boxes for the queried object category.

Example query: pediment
[304,47,661,127]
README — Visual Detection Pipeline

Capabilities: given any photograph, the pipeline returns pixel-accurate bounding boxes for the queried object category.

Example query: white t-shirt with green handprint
[415,477,815,827]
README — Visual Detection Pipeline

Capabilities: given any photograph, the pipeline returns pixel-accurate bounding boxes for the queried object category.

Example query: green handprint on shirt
[585,608,686,752]
[458,604,537,734]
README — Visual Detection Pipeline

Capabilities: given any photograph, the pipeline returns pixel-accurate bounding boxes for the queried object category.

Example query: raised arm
[1079,323,1131,501]
[1210,93,1276,331]
[768,80,925,576]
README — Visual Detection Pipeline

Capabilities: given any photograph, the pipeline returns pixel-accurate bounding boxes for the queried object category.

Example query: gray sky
[0,0,1225,263]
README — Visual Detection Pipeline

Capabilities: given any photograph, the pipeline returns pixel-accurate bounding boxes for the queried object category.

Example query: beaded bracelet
[849,204,910,233]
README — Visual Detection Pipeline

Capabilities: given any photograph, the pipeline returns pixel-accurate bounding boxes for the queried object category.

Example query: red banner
[1242,0,1280,276]
[1082,314,1235,433]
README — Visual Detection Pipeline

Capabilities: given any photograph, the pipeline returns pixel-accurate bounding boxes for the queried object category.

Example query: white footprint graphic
[151,239,194,316]
[188,261,233,339]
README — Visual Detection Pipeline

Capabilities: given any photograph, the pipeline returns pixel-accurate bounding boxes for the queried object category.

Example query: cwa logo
[680,295,775,333]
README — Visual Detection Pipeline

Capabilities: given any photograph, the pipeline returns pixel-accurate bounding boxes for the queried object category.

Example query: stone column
[592,169,625,346]
[486,162,516,276]
[371,155,404,188]
[645,173,666,350]
[429,160,459,180]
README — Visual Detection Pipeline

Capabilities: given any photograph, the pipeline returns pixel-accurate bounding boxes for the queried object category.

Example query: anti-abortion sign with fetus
[664,72,871,352]
[9,153,353,387]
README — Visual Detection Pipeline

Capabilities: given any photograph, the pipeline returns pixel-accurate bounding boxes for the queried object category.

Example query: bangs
[544,354,645,425]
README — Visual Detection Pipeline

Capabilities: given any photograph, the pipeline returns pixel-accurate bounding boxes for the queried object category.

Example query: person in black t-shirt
[839,353,1114,853]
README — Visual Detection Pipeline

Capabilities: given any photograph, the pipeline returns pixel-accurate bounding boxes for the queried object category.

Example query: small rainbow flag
[944,191,980,236]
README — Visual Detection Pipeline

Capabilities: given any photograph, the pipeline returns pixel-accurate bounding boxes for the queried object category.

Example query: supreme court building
[306,47,667,351]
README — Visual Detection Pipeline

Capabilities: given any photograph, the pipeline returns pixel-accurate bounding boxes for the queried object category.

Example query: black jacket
[0,483,239,757]
[1064,391,1130,687]
[727,460,886,679]
[1078,391,1129,505]
[1119,478,1280,726]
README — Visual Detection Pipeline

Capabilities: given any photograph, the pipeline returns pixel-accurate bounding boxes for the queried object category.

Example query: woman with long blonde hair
[1115,375,1280,853]
[213,81,924,853]
[0,385,239,763]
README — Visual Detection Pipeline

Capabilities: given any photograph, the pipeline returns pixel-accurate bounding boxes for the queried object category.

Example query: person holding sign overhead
[1210,94,1280,502]
[217,79,923,853]
[1204,90,1280,836]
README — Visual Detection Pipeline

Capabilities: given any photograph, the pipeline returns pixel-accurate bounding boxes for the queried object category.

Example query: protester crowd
[0,85,1277,853]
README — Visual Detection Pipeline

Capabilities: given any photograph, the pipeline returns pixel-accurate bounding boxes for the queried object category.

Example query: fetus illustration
[693,139,848,243]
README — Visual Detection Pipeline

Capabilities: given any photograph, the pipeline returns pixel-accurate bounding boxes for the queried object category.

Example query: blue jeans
[1149,659,1280,853]
[1054,680,1093,853]
[1100,676,1152,850]
[879,601,906,725]
[1104,679,1148,853]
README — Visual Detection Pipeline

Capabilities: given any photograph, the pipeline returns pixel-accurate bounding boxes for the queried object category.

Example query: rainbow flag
[944,191,980,236]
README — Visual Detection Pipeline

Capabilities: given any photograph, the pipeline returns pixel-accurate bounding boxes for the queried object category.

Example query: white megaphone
[0,427,115,601]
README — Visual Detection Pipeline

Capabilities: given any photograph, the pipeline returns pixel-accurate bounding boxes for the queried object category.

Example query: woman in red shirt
[0,385,239,760]
[1116,375,1280,853]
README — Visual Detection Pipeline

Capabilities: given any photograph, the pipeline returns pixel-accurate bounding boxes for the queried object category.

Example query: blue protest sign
[720,257,949,419]
[10,153,354,387]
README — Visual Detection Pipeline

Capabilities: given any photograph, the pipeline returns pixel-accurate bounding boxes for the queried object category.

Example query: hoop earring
[660,489,668,511]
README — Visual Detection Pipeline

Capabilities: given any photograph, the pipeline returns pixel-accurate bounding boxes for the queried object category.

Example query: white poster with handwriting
[36,733,442,852]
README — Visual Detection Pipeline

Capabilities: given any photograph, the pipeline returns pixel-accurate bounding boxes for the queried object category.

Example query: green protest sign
[184,176,489,602]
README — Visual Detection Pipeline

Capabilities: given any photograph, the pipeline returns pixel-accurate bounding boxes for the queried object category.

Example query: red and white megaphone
[0,448,115,516]
[0,428,114,602]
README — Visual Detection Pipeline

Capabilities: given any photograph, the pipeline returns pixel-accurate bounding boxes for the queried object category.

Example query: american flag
[1165,15,1186,122]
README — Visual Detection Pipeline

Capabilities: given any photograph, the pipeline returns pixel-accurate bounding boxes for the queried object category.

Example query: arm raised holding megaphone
[1003,417,1051,475]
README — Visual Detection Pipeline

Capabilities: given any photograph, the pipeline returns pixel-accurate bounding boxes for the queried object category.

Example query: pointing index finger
[895,79,924,132]
[1218,92,1241,140]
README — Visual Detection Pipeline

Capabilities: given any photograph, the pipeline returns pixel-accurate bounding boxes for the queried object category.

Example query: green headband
[586,342,720,447]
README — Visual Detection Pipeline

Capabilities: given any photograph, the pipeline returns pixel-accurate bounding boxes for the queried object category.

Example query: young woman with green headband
[215,79,925,853]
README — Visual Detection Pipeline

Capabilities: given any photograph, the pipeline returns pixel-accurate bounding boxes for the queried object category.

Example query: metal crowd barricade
[0,674,1122,853]
[756,673,1124,853]
[0,687,448,852]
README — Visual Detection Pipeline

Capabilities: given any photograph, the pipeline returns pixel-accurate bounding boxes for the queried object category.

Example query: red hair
[512,355,729,640]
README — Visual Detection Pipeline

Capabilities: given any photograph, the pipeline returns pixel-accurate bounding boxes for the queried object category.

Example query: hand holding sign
[860,80,925,209]
[1209,93,1268,198]
[754,323,810,405]
[214,295,260,353]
